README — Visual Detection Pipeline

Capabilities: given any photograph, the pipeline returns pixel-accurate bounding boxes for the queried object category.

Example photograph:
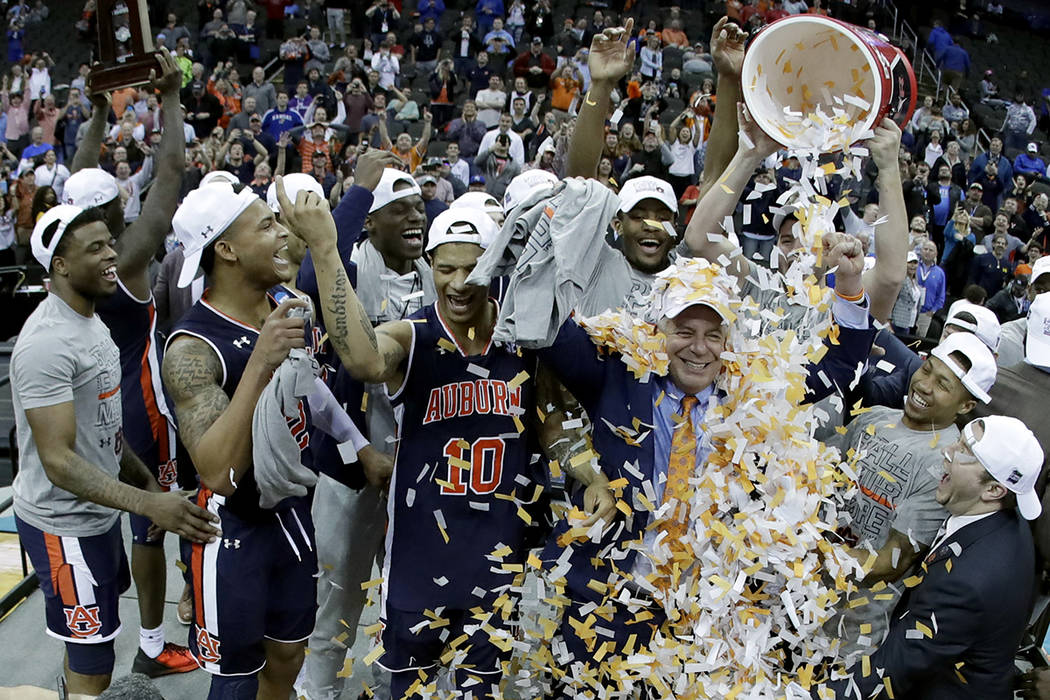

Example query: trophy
[88,0,163,93]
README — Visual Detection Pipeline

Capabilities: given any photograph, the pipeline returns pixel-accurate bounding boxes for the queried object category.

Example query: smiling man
[827,331,997,664]
[296,206,566,698]
[824,416,1040,698]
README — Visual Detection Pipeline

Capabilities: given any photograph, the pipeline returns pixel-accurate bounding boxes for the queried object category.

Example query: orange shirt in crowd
[390,144,424,173]
[298,138,331,173]
[550,76,579,111]
[110,87,137,122]
[662,28,689,48]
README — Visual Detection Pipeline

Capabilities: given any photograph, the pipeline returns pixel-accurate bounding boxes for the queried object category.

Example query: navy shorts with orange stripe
[181,492,317,676]
[16,517,130,645]
[128,420,181,547]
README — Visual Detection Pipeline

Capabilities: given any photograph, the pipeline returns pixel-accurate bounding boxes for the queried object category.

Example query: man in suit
[534,243,877,690]
[824,415,1042,699]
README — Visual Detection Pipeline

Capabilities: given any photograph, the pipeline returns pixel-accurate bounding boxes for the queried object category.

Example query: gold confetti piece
[467,326,475,340]
[516,506,532,525]
[549,459,562,478]
[437,337,457,353]
[883,677,895,698]
[363,644,384,666]
[915,621,933,638]
[720,183,735,194]
[360,577,383,590]
[861,655,871,677]
[508,370,529,388]
[336,656,355,678]
[363,622,382,635]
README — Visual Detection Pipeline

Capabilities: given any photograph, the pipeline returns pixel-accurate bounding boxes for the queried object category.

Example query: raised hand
[710,16,748,79]
[353,148,403,191]
[737,102,780,158]
[588,17,635,85]
[275,175,338,250]
[866,117,903,171]
[148,47,183,97]
[253,297,309,372]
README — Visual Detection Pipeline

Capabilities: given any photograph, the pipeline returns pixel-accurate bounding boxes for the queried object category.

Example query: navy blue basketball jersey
[95,279,178,486]
[382,302,540,613]
[167,290,313,522]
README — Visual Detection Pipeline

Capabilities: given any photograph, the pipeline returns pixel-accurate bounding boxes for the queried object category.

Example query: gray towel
[253,348,321,509]
[467,178,620,348]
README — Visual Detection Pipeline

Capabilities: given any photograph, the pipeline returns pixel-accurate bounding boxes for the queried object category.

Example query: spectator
[57,87,89,162]
[942,206,977,269]
[623,124,669,181]
[370,39,400,91]
[1013,142,1045,179]
[467,51,493,98]
[428,59,458,129]
[974,160,1006,209]
[452,16,483,76]
[279,34,310,89]
[365,0,400,49]
[932,139,965,187]
[243,65,277,116]
[916,240,946,337]
[986,272,1031,323]
[342,78,373,145]
[525,0,554,42]
[261,90,304,140]
[478,112,525,167]
[162,12,192,47]
[663,111,702,198]
[290,120,343,173]
[305,26,330,73]
[418,174,449,231]
[512,37,556,90]
[1002,93,1036,152]
[1023,192,1050,244]
[215,139,256,183]
[548,62,581,118]
[942,91,969,123]
[474,75,506,128]
[506,0,526,43]
[662,19,689,49]
[929,163,963,251]
[475,132,520,200]
[927,21,953,60]
[891,252,922,335]
[969,229,1015,297]
[379,107,431,173]
[923,129,944,168]
[417,0,445,26]
[956,118,978,161]
[307,150,337,197]
[288,80,314,120]
[325,0,350,48]
[184,81,224,139]
[475,0,504,37]
[445,142,470,188]
[483,18,515,73]
[937,42,970,90]
[26,54,52,103]
[417,158,454,203]
[234,11,261,63]
[411,17,442,77]
[639,34,663,82]
[2,84,30,155]
[960,182,993,238]
[33,148,68,198]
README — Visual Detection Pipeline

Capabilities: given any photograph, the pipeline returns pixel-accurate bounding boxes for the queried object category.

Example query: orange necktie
[660,395,698,559]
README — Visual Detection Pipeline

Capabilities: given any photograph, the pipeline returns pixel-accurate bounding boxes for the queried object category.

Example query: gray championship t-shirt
[827,405,956,661]
[12,294,124,536]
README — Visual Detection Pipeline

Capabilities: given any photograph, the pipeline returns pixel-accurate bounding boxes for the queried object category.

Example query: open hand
[866,117,903,170]
[353,148,403,190]
[275,176,338,251]
[149,47,183,96]
[146,490,221,543]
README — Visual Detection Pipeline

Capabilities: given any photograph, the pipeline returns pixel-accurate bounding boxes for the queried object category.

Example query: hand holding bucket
[740,15,917,152]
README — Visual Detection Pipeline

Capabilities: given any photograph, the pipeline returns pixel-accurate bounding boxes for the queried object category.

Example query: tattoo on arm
[162,338,228,451]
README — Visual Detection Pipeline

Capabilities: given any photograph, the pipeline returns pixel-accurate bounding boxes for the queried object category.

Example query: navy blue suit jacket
[829,509,1034,699]
[536,317,876,602]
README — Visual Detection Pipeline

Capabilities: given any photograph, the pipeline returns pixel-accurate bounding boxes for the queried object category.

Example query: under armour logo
[233,335,251,349]
[223,538,241,549]
[1006,469,1024,485]
[99,436,111,448]
[200,224,214,238]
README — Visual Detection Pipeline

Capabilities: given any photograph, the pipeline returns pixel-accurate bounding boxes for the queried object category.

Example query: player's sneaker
[131,642,199,677]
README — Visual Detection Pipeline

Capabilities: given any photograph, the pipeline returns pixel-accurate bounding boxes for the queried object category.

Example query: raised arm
[697,17,748,198]
[25,400,218,541]
[566,19,634,178]
[162,299,307,496]
[377,112,393,150]
[415,108,432,155]
[275,176,411,387]
[71,90,112,173]
[115,48,187,300]
[862,118,908,323]
[683,103,779,284]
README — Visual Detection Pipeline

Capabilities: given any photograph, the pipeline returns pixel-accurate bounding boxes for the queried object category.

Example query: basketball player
[13,205,219,696]
[160,181,336,699]
[63,48,198,671]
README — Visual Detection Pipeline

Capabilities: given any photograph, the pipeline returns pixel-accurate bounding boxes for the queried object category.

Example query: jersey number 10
[440,437,506,496]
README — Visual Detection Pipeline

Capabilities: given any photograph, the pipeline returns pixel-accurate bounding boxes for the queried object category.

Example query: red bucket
[741,15,917,150]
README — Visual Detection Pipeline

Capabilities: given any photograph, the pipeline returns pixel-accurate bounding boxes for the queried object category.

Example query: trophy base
[88,52,163,93]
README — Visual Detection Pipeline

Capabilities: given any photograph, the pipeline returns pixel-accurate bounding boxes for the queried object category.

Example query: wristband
[835,288,865,302]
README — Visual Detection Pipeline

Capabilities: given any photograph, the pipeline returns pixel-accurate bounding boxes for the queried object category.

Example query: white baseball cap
[1025,292,1050,369]
[30,204,85,269]
[200,170,242,187]
[961,416,1044,520]
[172,184,260,288]
[266,173,324,213]
[943,300,1001,353]
[450,191,502,216]
[930,331,997,403]
[368,168,421,213]
[62,168,120,208]
[652,258,734,323]
[1030,255,1050,284]
[502,169,558,213]
[425,207,498,253]
[906,251,918,263]
[617,176,678,216]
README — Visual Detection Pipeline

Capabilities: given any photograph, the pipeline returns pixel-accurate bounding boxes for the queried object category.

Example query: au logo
[196,628,222,664]
[64,604,102,638]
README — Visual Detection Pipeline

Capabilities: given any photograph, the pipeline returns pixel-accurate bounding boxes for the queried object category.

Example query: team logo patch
[158,459,178,488]
[64,604,103,638]
[196,628,222,664]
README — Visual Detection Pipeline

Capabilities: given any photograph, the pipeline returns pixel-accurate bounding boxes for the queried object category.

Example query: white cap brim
[177,247,204,288]
[1018,490,1043,520]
